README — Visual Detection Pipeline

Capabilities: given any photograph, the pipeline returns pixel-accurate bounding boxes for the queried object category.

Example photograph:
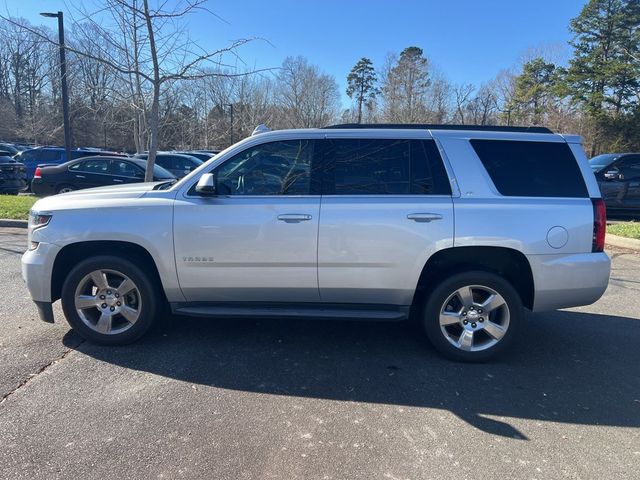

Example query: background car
[590,153,640,215]
[0,155,27,194]
[133,152,203,178]
[31,156,175,196]
[0,143,21,156]
[14,147,123,182]
[170,150,215,162]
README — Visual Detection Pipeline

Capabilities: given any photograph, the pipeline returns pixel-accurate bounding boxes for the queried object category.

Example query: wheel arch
[413,246,535,310]
[51,240,166,304]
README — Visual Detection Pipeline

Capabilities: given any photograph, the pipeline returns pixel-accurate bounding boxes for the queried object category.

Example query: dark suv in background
[134,152,203,178]
[0,153,27,194]
[590,153,640,215]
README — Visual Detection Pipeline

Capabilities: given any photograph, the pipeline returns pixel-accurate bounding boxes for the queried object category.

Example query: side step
[171,303,409,322]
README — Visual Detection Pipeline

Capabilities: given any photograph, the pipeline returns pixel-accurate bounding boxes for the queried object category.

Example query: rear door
[317,135,454,306]
[67,158,111,189]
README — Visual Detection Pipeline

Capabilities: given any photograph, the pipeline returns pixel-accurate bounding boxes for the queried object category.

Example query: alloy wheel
[73,269,142,335]
[438,284,510,352]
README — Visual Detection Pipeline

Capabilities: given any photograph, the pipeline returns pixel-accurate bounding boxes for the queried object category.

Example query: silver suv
[22,125,611,361]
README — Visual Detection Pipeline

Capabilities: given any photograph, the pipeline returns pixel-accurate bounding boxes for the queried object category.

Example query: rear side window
[70,159,110,174]
[324,139,451,195]
[470,140,588,198]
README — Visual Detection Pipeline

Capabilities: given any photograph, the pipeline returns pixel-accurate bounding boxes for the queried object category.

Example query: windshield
[588,154,619,172]
[153,164,175,179]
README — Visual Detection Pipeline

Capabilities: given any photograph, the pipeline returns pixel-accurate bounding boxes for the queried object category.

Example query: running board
[171,303,409,322]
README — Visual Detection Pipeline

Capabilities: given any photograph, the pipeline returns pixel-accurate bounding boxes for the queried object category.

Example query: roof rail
[323,123,553,134]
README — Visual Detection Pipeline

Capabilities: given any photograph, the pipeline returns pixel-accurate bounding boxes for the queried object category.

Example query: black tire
[61,255,159,345]
[56,184,76,194]
[423,271,523,362]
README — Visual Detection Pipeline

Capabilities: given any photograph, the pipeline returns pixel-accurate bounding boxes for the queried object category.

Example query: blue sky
[5,0,587,102]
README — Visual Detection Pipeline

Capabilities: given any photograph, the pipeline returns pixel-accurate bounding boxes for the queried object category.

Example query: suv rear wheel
[423,271,523,362]
[61,255,158,345]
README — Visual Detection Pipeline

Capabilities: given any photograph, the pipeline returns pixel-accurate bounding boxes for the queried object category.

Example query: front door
[173,139,321,302]
[616,155,640,210]
[110,159,144,185]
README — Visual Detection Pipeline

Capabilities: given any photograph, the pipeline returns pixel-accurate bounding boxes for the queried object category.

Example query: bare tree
[453,84,475,124]
[276,56,340,128]
[2,1,259,180]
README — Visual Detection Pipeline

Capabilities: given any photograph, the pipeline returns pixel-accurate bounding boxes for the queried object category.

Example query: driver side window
[215,140,313,195]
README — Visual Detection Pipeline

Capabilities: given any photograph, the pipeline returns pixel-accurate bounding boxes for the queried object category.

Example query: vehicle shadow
[64,309,640,440]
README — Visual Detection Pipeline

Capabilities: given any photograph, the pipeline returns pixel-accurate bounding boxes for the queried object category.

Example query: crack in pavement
[0,340,84,406]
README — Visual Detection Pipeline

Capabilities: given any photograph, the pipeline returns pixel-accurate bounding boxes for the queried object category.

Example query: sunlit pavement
[1,227,639,479]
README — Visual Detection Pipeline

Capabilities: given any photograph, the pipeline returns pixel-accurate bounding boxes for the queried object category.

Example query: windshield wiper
[153,179,177,190]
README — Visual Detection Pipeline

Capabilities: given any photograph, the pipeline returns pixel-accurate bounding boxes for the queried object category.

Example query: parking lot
[1,226,639,479]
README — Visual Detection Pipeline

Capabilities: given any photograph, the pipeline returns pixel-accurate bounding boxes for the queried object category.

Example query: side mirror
[195,173,216,195]
[603,170,622,180]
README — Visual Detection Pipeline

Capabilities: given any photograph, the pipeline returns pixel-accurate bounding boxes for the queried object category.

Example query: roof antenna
[252,124,270,136]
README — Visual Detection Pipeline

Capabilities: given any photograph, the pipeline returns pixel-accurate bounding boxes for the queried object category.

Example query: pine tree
[511,58,559,125]
[566,0,640,118]
[382,46,430,123]
[346,58,379,123]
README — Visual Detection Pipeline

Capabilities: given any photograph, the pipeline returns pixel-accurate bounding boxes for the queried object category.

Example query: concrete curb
[606,233,640,251]
[0,219,27,229]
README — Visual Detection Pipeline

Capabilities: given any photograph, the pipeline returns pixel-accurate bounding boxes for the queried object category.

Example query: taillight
[592,198,606,252]
[34,167,42,179]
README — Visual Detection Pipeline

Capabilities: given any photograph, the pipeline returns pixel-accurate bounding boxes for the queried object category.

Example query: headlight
[28,211,52,230]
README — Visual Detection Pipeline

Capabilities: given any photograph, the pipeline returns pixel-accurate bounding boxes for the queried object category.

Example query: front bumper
[22,242,61,321]
[528,252,611,312]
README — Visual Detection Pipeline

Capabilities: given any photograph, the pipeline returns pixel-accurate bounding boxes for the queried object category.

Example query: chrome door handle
[75,175,85,178]
[277,214,312,223]
[407,213,443,223]
[113,179,124,183]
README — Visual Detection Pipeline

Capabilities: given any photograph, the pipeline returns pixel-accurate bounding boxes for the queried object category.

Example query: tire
[56,185,76,194]
[61,255,159,345]
[422,271,523,362]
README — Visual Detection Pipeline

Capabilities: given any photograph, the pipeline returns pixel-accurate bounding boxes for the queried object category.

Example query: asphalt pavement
[1,227,639,480]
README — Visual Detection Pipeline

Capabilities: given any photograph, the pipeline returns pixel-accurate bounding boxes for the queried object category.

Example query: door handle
[277,214,312,223]
[113,179,124,183]
[75,175,85,179]
[407,213,443,223]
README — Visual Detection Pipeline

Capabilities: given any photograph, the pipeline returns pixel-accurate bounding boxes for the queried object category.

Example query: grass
[608,222,640,240]
[0,195,37,220]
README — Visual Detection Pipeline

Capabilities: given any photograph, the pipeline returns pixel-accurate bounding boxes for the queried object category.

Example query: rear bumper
[528,252,611,312]
[30,179,55,196]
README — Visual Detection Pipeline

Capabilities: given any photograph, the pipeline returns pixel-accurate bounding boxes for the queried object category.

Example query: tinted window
[616,156,640,180]
[112,160,143,177]
[470,140,588,198]
[17,151,37,162]
[69,159,110,174]
[215,140,314,195]
[172,155,202,170]
[324,139,450,195]
[589,154,618,172]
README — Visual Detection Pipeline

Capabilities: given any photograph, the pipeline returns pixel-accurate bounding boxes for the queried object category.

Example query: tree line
[0,0,638,158]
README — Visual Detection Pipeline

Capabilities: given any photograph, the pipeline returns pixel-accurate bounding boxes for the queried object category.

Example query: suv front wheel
[61,255,159,345]
[423,271,523,362]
